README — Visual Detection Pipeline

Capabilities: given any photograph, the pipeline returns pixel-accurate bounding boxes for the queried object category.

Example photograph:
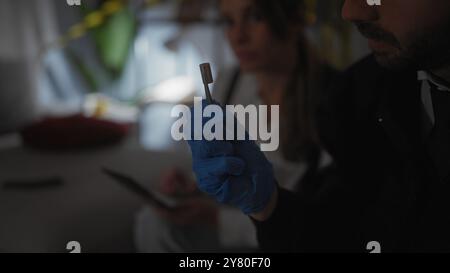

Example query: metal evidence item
[199,63,214,103]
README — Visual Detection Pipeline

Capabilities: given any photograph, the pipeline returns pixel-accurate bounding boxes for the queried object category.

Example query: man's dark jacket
[255,55,450,252]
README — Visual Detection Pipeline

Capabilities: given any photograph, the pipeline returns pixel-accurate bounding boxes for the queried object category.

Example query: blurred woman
[135,0,336,252]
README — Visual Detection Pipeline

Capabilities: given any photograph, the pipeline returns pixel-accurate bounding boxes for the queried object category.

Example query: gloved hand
[186,100,276,215]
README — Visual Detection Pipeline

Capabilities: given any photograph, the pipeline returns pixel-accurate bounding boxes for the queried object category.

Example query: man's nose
[342,0,379,22]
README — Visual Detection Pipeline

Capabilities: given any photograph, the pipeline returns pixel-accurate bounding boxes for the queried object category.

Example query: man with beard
[185,0,450,252]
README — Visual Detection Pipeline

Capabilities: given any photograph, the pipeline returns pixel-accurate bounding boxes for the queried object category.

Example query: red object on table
[20,114,131,150]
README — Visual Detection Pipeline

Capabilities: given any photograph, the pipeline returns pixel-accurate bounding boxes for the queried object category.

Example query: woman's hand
[159,168,197,197]
[154,197,219,228]
[155,168,218,227]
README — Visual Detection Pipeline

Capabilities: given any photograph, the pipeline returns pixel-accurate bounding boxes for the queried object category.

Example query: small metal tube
[199,63,214,103]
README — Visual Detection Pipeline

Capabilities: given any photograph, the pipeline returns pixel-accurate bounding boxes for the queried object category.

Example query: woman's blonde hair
[255,0,324,162]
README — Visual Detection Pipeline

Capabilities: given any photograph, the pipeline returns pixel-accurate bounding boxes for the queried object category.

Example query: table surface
[0,134,192,253]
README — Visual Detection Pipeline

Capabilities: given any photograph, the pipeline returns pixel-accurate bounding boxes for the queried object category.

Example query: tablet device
[102,167,179,210]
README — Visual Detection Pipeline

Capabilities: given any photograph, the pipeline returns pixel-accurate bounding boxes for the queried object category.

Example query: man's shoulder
[323,55,383,107]
[330,55,418,105]
[347,54,381,74]
[342,55,387,86]
[343,54,417,87]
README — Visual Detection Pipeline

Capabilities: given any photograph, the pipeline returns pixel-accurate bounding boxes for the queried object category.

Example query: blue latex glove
[186,100,276,215]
